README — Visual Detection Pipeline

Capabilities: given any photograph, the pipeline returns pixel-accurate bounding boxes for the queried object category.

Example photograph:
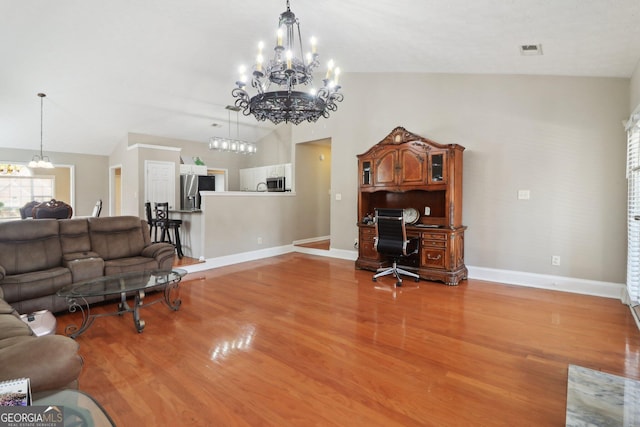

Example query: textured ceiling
[1,0,640,156]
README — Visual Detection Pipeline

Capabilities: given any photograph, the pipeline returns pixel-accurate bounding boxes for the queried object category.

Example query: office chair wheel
[396,281,402,287]
[372,277,377,282]
[415,277,420,282]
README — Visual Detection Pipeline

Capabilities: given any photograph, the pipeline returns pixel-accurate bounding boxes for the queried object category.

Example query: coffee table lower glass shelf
[57,269,185,338]
[32,389,115,427]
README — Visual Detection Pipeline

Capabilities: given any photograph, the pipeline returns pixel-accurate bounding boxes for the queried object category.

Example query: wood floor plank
[53,253,640,426]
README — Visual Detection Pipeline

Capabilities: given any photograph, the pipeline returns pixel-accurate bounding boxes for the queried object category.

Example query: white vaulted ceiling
[1,0,639,156]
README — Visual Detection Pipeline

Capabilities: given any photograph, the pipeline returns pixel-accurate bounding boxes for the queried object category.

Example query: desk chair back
[374,208,411,256]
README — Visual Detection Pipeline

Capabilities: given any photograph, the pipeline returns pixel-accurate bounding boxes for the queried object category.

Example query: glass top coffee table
[57,269,185,338]
[32,389,115,427]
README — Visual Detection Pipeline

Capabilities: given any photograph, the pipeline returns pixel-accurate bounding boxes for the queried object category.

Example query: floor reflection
[210,325,256,361]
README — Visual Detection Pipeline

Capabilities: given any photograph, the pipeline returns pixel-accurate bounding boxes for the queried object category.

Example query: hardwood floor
[294,239,330,250]
[55,253,640,426]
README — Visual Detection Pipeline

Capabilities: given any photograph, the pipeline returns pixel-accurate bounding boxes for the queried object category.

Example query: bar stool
[154,202,184,258]
[144,202,159,241]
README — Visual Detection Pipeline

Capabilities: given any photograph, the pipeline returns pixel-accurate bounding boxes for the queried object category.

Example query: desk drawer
[422,238,446,248]
[422,248,446,269]
[421,232,446,241]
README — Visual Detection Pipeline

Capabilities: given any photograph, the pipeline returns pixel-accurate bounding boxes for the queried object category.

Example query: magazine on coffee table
[0,377,31,406]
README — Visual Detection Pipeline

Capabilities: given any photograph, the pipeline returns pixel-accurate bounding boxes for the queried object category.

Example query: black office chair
[372,208,420,286]
[154,202,184,259]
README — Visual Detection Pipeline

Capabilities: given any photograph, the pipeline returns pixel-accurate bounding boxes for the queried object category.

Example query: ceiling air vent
[520,44,543,56]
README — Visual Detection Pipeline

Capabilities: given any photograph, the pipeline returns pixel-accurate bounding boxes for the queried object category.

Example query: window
[626,113,640,304]
[0,176,55,219]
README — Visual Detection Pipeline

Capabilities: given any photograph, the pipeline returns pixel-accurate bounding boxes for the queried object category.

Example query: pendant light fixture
[28,93,53,169]
[209,105,257,154]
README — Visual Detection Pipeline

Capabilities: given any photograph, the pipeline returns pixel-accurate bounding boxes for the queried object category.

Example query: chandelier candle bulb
[311,36,317,53]
[286,50,293,69]
[334,67,341,85]
[277,29,283,47]
[326,59,334,79]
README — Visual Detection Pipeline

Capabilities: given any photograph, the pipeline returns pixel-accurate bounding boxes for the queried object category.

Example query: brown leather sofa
[0,289,83,393]
[0,216,175,314]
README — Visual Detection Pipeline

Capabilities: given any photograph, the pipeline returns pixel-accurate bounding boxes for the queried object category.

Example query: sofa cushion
[59,218,93,255]
[0,220,62,275]
[88,216,147,261]
[0,296,15,315]
[104,257,160,276]
[66,257,105,283]
[0,311,33,341]
[13,294,73,315]
[0,267,72,305]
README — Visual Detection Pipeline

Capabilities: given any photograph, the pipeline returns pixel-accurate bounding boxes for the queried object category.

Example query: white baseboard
[181,246,624,301]
[467,265,625,300]
[292,236,330,245]
[181,244,295,274]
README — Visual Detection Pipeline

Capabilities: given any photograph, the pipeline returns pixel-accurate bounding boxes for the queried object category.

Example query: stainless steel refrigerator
[180,175,215,210]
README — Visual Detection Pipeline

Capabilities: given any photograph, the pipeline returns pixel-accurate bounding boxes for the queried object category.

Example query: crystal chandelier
[232,0,343,125]
[28,93,53,169]
[209,106,257,154]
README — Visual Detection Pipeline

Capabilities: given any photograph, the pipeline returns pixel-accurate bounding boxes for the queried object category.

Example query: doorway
[294,138,331,250]
[110,165,122,216]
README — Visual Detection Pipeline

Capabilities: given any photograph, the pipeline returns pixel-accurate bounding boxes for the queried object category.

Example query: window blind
[626,117,640,304]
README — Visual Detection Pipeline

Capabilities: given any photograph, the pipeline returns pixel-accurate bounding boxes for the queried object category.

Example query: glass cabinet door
[361,161,371,186]
[429,152,447,184]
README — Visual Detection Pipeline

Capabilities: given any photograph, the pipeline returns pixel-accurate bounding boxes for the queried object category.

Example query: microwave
[266,176,286,192]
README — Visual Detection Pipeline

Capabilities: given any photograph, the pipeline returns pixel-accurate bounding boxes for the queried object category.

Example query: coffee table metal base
[63,282,181,338]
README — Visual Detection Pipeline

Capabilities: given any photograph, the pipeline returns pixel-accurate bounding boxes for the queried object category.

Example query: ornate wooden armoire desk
[356,127,467,285]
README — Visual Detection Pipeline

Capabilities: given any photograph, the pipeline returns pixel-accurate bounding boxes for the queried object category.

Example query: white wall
[631,60,640,112]
[293,73,629,284]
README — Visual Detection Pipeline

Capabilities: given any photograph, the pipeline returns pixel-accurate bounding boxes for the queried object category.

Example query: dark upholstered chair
[19,201,41,219]
[32,199,73,219]
[91,199,102,217]
[372,208,420,286]
[154,202,183,258]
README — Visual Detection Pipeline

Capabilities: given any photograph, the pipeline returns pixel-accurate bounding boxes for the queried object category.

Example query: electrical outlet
[518,190,530,200]
[424,206,431,216]
[257,237,263,244]
[551,255,560,266]
[354,238,358,249]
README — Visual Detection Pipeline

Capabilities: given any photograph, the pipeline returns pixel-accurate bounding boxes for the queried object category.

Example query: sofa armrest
[141,242,174,259]
[141,242,175,271]
[0,335,83,393]
[0,265,5,283]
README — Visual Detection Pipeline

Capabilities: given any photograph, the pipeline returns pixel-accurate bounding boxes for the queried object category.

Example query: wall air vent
[520,44,543,56]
